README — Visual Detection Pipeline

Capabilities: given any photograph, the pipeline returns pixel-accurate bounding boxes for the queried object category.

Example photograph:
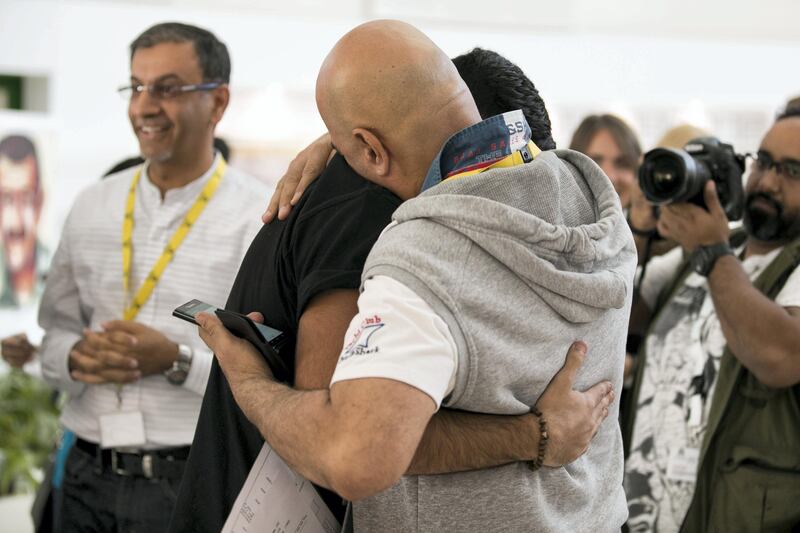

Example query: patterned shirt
[625,245,800,532]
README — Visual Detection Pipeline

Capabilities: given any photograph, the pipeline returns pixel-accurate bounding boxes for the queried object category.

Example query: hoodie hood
[390,149,636,323]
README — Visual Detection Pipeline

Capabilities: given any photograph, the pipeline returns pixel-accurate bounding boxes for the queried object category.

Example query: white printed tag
[687,394,704,428]
[99,411,146,449]
[223,443,340,533]
[666,447,700,483]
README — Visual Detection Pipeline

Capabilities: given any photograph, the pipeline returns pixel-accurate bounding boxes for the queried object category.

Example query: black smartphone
[173,299,290,382]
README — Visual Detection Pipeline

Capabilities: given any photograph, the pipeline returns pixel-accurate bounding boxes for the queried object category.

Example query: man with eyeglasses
[623,107,800,532]
[38,22,267,532]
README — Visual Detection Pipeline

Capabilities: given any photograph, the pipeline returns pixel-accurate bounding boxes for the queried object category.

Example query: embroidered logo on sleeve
[341,315,384,361]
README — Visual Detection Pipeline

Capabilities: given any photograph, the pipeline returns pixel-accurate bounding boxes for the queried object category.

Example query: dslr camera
[638,137,746,221]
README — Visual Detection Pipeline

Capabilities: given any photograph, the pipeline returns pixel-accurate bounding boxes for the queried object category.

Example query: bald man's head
[316,20,481,199]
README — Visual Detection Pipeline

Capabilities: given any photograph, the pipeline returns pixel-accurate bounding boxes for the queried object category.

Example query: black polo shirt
[168,154,401,532]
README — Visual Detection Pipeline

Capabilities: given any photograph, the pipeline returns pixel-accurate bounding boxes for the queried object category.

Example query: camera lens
[638,138,745,220]
[650,157,684,197]
[639,147,709,205]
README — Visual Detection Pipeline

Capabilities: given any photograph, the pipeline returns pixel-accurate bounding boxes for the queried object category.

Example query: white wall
[2,0,798,225]
[0,0,798,343]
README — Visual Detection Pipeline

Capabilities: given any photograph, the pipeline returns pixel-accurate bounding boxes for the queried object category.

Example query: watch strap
[691,242,733,276]
[165,344,193,385]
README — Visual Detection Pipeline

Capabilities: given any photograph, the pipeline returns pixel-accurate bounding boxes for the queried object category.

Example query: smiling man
[38,23,267,532]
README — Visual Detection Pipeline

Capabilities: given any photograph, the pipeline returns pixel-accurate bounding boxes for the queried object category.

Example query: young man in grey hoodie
[198,20,636,532]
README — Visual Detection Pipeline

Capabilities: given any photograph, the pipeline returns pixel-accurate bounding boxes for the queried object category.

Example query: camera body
[638,137,746,221]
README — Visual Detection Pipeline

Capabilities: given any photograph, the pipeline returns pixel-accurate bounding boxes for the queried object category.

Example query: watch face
[166,368,188,385]
[691,243,731,276]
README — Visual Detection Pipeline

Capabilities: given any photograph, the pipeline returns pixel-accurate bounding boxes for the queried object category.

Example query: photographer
[622,109,800,532]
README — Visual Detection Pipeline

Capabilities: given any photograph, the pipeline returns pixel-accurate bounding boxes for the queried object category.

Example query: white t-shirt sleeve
[639,246,685,310]
[330,275,457,410]
[775,263,800,308]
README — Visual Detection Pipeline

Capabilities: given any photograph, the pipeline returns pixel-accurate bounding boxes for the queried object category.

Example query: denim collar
[420,109,532,192]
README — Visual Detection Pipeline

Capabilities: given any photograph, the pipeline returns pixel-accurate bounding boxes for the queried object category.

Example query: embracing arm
[203,313,612,499]
[215,287,613,482]
[408,341,612,473]
[295,290,546,474]
[197,311,434,500]
[263,133,334,223]
[294,289,359,390]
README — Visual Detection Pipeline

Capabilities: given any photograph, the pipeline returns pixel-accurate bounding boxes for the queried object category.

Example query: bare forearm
[708,255,800,386]
[407,409,535,475]
[235,375,339,489]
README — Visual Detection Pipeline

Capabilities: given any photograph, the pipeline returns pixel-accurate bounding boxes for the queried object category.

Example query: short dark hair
[569,114,642,170]
[452,48,556,151]
[784,95,800,113]
[0,134,40,190]
[777,104,800,121]
[130,22,231,83]
[102,137,230,178]
[213,137,231,161]
[103,156,144,178]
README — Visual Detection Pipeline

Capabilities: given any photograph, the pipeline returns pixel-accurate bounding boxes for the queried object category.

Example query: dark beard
[742,191,800,242]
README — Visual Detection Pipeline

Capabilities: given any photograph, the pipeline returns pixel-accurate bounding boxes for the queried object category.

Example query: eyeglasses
[752,150,800,180]
[117,81,223,101]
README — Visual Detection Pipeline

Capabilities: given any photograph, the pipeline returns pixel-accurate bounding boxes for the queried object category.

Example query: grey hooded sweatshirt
[353,149,636,532]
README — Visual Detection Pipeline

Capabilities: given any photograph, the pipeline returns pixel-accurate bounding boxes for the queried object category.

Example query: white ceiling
[87,0,800,44]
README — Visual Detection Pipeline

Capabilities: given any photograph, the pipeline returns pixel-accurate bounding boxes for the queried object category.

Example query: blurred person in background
[1,333,37,368]
[570,114,642,210]
[37,22,267,532]
[657,124,710,151]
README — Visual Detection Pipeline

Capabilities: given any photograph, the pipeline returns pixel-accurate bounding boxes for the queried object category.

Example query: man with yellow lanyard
[198,21,635,532]
[38,22,267,532]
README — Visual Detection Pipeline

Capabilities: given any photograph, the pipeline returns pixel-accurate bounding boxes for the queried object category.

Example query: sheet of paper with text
[222,442,340,533]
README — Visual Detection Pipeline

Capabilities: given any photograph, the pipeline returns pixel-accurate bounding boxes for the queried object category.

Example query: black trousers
[60,445,184,533]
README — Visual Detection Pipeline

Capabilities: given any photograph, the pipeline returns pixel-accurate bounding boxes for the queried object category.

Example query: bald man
[198,21,635,532]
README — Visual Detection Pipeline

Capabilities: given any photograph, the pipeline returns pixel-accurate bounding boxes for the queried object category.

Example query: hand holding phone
[173,299,290,382]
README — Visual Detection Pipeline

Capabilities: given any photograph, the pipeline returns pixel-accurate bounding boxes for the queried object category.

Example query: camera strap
[121,158,226,321]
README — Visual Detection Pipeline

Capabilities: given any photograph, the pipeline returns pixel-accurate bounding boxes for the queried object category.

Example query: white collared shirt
[39,154,269,447]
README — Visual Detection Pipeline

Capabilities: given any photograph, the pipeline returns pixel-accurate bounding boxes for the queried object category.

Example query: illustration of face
[0,147,42,277]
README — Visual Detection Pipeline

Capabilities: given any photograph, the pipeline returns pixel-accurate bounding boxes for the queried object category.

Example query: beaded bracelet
[527,407,549,472]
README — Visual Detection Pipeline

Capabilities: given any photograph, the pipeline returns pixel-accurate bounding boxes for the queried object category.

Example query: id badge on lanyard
[100,159,225,448]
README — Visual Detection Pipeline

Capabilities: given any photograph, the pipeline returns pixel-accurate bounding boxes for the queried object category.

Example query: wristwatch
[690,242,733,276]
[165,343,193,385]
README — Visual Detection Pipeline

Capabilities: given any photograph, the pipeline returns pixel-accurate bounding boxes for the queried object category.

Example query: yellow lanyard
[122,159,226,321]
[447,141,541,181]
